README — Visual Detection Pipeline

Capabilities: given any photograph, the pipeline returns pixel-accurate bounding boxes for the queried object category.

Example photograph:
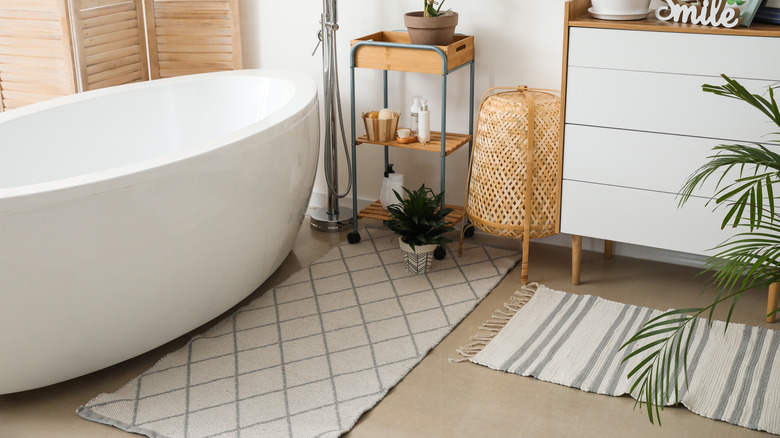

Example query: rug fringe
[450,283,538,363]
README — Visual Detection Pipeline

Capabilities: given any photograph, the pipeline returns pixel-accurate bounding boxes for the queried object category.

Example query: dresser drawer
[568,28,780,81]
[560,180,737,255]
[566,67,776,142]
[561,125,774,197]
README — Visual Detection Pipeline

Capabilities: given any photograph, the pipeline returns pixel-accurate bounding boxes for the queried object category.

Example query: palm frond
[627,76,780,424]
[702,74,780,127]
[678,143,780,231]
[620,288,749,424]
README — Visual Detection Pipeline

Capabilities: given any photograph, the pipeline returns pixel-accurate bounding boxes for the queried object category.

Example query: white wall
[239,0,565,211]
[236,0,708,267]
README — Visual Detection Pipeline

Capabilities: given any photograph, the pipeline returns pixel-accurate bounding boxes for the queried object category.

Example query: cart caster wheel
[434,246,447,260]
[464,226,475,238]
[347,232,361,244]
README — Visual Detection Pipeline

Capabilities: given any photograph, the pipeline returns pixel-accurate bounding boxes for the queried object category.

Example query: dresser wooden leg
[604,240,613,259]
[768,283,779,323]
[572,235,582,285]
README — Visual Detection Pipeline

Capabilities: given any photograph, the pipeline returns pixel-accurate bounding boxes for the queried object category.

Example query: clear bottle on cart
[410,95,422,136]
[418,99,431,144]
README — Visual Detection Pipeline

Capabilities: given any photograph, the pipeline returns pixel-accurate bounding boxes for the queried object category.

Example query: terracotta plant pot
[399,240,437,274]
[403,11,458,46]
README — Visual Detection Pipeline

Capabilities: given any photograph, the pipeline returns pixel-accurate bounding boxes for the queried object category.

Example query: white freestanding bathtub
[0,70,319,394]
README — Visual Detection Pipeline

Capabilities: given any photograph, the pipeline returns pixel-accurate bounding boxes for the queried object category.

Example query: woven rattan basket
[459,86,562,284]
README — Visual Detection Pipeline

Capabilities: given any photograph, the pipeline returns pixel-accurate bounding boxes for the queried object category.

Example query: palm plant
[621,74,780,424]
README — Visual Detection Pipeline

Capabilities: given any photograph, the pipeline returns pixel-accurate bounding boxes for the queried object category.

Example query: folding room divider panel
[0,0,78,111]
[68,0,150,91]
[0,0,242,110]
[143,0,242,79]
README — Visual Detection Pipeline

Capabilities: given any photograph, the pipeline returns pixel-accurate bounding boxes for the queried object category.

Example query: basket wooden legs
[572,235,582,285]
[605,240,613,259]
[521,235,530,285]
[458,220,530,284]
[457,221,472,256]
[769,282,779,323]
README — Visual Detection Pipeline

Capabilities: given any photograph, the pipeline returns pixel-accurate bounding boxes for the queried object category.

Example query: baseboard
[308,191,709,269]
[532,233,709,269]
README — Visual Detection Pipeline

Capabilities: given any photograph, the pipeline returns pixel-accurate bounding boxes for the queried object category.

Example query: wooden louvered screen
[0,0,242,111]
[69,0,149,91]
[0,0,77,111]
[144,0,242,79]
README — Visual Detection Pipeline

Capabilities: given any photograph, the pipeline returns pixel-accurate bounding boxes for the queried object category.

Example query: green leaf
[683,318,697,388]
[626,340,665,377]
[629,317,691,335]
[673,329,683,402]
[629,364,653,395]
[625,327,684,347]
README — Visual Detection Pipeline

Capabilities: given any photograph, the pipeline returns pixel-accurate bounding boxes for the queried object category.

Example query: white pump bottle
[418,99,431,144]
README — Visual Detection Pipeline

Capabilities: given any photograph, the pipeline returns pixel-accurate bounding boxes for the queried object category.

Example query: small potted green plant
[384,184,454,274]
[404,0,458,46]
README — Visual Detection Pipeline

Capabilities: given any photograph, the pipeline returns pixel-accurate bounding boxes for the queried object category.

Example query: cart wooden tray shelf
[356,132,472,156]
[357,200,466,226]
[350,31,474,74]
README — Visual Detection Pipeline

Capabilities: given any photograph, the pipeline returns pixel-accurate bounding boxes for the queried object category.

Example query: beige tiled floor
[0,218,775,437]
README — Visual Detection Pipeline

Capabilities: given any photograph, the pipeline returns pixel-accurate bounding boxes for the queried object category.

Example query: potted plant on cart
[404,0,458,46]
[384,184,454,274]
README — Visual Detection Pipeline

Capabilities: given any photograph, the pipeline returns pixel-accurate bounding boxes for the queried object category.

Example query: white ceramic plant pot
[399,240,437,275]
[591,0,651,14]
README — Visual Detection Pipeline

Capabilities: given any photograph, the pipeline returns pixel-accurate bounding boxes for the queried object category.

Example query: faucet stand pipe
[311,0,354,232]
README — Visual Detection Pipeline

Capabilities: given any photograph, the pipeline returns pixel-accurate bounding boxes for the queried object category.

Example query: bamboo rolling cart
[346,32,475,245]
[459,87,562,284]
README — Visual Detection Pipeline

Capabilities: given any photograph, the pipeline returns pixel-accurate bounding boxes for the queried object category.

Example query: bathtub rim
[0,69,318,213]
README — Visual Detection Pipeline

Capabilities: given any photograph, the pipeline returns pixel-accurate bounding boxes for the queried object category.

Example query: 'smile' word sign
[656,0,741,28]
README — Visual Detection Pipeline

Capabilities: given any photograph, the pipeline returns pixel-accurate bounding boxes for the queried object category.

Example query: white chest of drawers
[560,0,780,281]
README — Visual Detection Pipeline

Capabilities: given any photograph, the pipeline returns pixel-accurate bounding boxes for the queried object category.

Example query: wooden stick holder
[362,113,400,142]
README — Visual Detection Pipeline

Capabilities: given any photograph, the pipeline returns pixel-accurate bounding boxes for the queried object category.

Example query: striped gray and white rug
[78,227,520,438]
[463,283,780,435]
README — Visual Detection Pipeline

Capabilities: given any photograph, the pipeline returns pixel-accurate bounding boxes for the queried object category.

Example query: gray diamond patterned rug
[77,226,521,438]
